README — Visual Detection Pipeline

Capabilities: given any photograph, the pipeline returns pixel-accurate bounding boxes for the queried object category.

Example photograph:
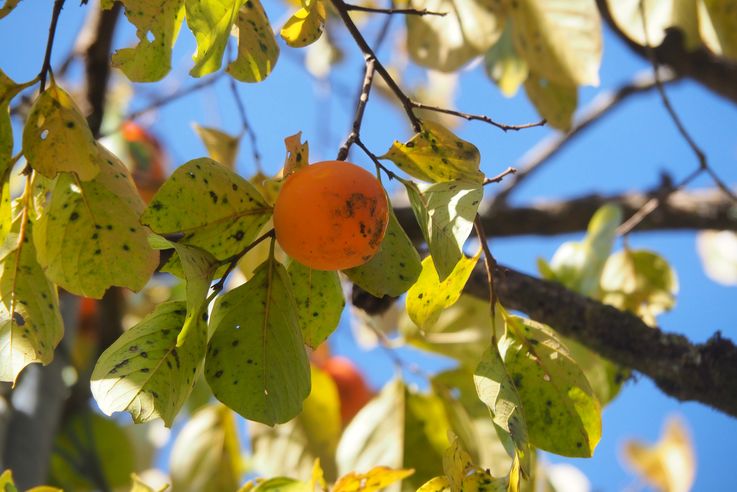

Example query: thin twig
[337,57,377,160]
[473,216,498,345]
[228,43,263,172]
[210,229,276,294]
[39,0,67,92]
[343,3,446,16]
[483,167,516,186]
[355,137,398,180]
[410,101,546,132]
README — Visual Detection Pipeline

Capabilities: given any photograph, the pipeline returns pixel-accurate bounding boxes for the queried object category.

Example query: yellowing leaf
[142,158,271,261]
[699,0,737,60]
[281,0,326,48]
[227,0,280,83]
[407,252,480,330]
[23,82,100,180]
[332,467,414,492]
[697,230,737,285]
[193,124,241,169]
[0,0,21,19]
[288,261,344,348]
[186,0,246,77]
[109,0,185,82]
[510,0,601,87]
[382,121,483,184]
[417,476,450,492]
[607,0,700,51]
[91,301,205,427]
[170,404,242,492]
[206,257,310,425]
[1,69,32,174]
[0,470,18,491]
[344,207,422,298]
[130,474,170,492]
[283,131,309,175]
[524,74,577,131]
[406,0,503,72]
[485,23,529,97]
[34,148,159,298]
[622,416,695,492]
[0,216,63,383]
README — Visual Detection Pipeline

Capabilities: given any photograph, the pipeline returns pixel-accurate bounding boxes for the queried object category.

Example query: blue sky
[2,2,737,490]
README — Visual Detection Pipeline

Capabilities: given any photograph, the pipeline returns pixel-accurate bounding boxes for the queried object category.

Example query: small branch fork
[209,229,276,297]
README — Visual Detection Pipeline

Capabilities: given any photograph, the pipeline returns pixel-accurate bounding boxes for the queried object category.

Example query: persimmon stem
[210,228,276,294]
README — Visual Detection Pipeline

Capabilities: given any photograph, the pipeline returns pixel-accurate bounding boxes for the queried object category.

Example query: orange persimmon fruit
[320,356,374,425]
[273,160,389,270]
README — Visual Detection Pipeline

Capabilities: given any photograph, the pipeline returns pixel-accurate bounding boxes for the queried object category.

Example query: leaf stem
[210,228,276,294]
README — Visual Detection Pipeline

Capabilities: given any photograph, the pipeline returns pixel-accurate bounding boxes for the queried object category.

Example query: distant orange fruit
[320,356,374,425]
[273,161,389,270]
[121,121,166,204]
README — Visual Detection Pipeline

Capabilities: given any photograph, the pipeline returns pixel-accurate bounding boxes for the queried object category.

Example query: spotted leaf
[332,467,414,492]
[288,260,344,349]
[186,0,247,77]
[227,0,279,83]
[524,74,577,131]
[193,123,241,169]
[280,0,326,48]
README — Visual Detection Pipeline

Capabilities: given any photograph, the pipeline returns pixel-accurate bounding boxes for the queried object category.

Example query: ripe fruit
[320,356,374,425]
[121,121,166,203]
[273,160,389,270]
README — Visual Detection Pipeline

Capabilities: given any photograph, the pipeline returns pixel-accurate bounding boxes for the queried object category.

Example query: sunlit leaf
[130,474,170,492]
[404,179,482,281]
[245,477,310,492]
[485,23,529,97]
[1,69,32,174]
[524,74,577,131]
[697,230,737,285]
[305,31,344,78]
[509,0,601,87]
[283,132,309,176]
[206,257,310,425]
[699,0,737,61]
[0,0,21,19]
[407,251,479,330]
[227,0,280,83]
[382,121,483,184]
[280,0,326,48]
[142,158,271,261]
[406,0,503,72]
[442,436,508,492]
[288,261,344,348]
[170,242,218,345]
[333,467,415,492]
[0,215,63,383]
[417,476,450,492]
[91,301,205,427]
[622,416,695,492]
[34,147,159,298]
[344,208,422,298]
[564,337,627,406]
[607,0,700,50]
[23,82,100,180]
[170,404,242,492]
[108,0,185,82]
[186,0,246,77]
[193,124,241,169]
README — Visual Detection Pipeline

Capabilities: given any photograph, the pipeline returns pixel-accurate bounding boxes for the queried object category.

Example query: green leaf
[606,0,701,51]
[0,470,18,492]
[169,404,242,492]
[501,313,601,457]
[142,158,271,261]
[404,179,482,281]
[0,215,63,383]
[600,249,678,326]
[206,257,310,425]
[280,0,326,48]
[186,0,246,77]
[523,74,577,131]
[699,0,737,60]
[407,252,479,330]
[344,208,422,297]
[0,0,21,19]
[1,69,32,174]
[406,0,504,72]
[509,0,602,87]
[171,242,219,345]
[22,82,100,181]
[109,0,185,82]
[91,301,205,427]
[227,0,280,83]
[49,412,135,491]
[442,436,508,492]
[34,147,159,298]
[288,261,344,349]
[484,22,529,97]
[248,478,310,492]
[563,337,627,406]
[381,121,483,184]
[193,124,241,169]
[251,365,342,482]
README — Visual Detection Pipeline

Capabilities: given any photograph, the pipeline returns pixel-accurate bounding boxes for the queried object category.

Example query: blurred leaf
[243,477,310,492]
[412,71,460,129]
[600,249,678,325]
[130,474,170,492]
[227,0,280,83]
[563,337,627,406]
[699,0,737,60]
[607,0,700,50]
[34,147,159,298]
[0,0,20,19]
[524,74,577,131]
[281,0,326,48]
[406,0,503,72]
[344,208,422,298]
[333,467,415,492]
[404,179,482,281]
[622,416,695,492]
[407,251,479,330]
[283,132,309,176]
[91,301,205,427]
[288,261,344,348]
[417,476,450,492]
[193,124,241,169]
[381,121,483,184]
[170,404,242,492]
[442,436,509,492]
[186,0,246,77]
[509,0,601,87]
[305,32,344,78]
[0,214,63,383]
[108,0,185,82]
[23,82,100,180]
[1,69,32,174]
[142,158,271,261]
[49,412,135,491]
[485,23,529,97]
[697,230,737,285]
[206,257,310,425]
[170,242,218,345]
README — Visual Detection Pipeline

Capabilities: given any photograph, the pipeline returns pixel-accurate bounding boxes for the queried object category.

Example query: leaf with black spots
[186,0,247,77]
[280,0,326,48]
[288,260,344,349]
[227,0,279,83]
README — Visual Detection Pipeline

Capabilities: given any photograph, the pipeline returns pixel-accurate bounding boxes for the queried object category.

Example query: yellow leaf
[332,467,414,492]
[130,473,171,492]
[417,476,451,492]
[381,121,483,183]
[280,0,326,48]
[23,82,100,180]
[606,0,701,51]
[484,23,529,97]
[193,124,241,169]
[283,131,309,175]
[228,0,280,82]
[186,0,246,77]
[524,74,577,131]
[622,416,695,492]
[310,459,327,491]
[698,0,737,60]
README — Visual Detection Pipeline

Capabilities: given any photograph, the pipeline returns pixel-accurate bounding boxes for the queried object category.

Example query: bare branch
[483,166,516,186]
[337,57,377,161]
[38,0,67,92]
[343,3,446,16]
[410,101,546,132]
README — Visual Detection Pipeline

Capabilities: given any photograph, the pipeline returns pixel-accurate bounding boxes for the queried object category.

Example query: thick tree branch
[464,263,737,418]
